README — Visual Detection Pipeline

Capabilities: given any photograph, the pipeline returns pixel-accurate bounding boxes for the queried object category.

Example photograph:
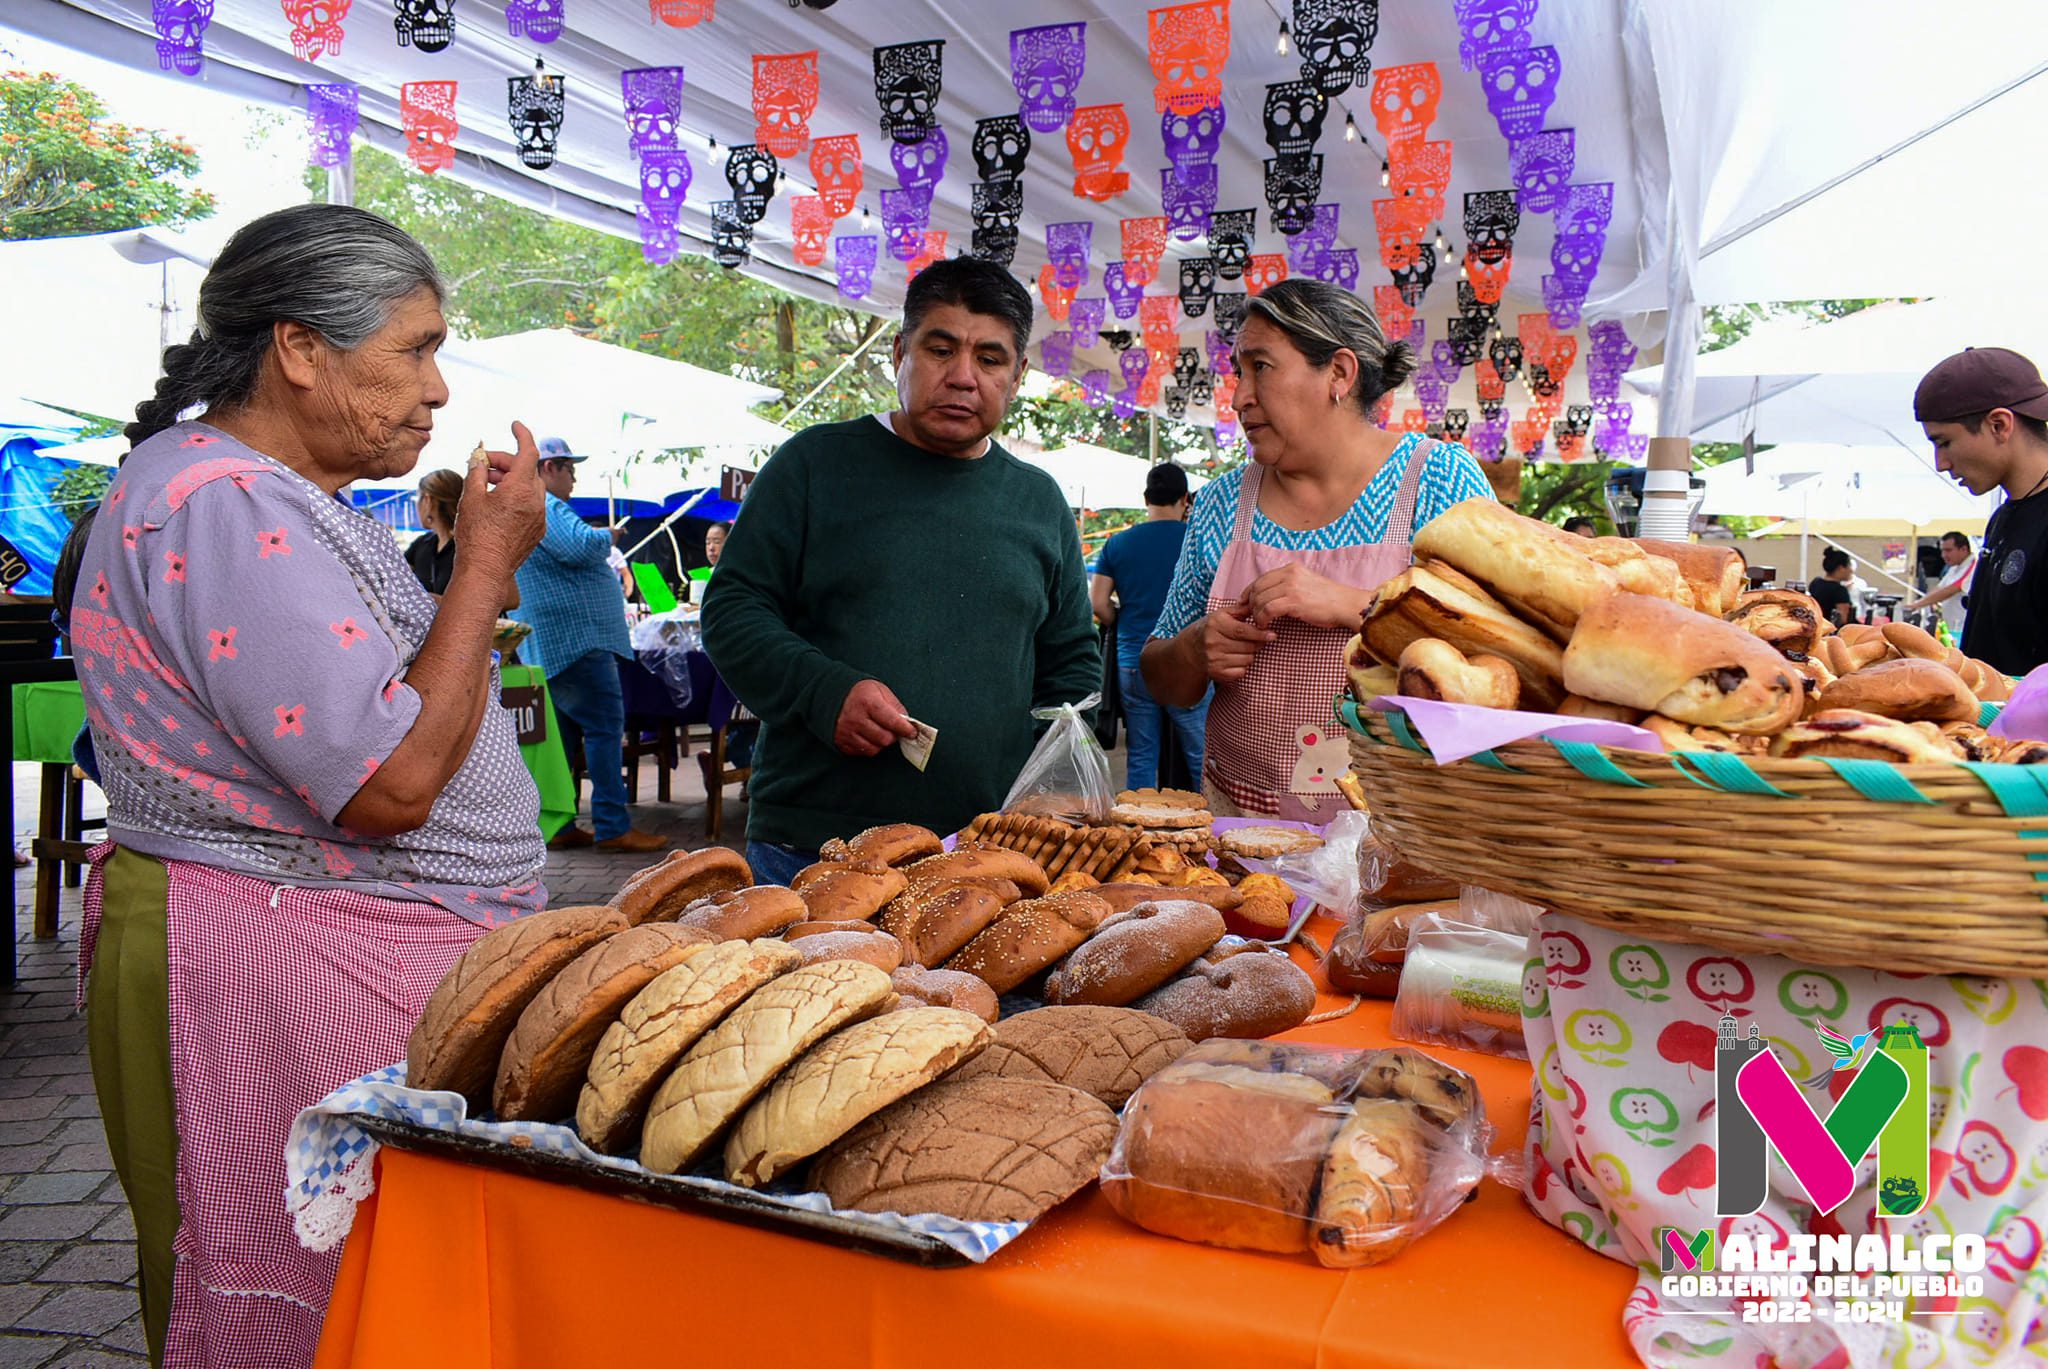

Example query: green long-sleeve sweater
[701,416,1102,853]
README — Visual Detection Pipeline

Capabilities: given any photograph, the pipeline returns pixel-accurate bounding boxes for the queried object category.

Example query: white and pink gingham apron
[1202,448,1425,820]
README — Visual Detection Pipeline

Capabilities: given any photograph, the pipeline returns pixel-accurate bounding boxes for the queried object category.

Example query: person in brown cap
[1914,346,2048,676]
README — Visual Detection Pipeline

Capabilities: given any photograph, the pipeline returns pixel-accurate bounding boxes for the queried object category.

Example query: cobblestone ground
[0,756,744,1366]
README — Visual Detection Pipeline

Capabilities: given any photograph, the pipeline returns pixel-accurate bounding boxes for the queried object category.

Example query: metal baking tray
[354,1114,972,1268]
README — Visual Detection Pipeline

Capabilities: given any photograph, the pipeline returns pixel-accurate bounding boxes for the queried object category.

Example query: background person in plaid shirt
[510,438,670,853]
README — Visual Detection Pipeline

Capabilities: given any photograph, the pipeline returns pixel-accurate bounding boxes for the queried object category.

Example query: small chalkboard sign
[500,684,548,746]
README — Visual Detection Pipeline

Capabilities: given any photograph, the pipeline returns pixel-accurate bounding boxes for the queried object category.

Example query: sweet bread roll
[1361,561,1565,709]
[609,849,752,924]
[903,846,1051,897]
[1562,592,1804,735]
[790,927,904,973]
[1102,1061,1342,1253]
[838,823,944,868]
[575,938,801,1153]
[1554,695,1644,724]
[797,863,909,921]
[1133,941,1317,1041]
[1726,589,1824,657]
[675,885,806,941]
[1639,714,1745,753]
[493,923,712,1122]
[1091,882,1243,916]
[1408,498,1621,641]
[782,918,881,940]
[1581,538,1691,607]
[948,1005,1190,1107]
[1044,900,1227,1007]
[1395,638,1521,709]
[1311,1100,1444,1269]
[1344,636,1401,701]
[1880,622,1948,662]
[1999,739,2048,764]
[889,965,1000,1024]
[1769,709,1963,764]
[1355,1049,1481,1130]
[946,891,1113,993]
[879,880,1015,968]
[1046,869,1102,894]
[1941,722,2002,762]
[1633,539,1747,618]
[407,905,629,1106]
[1816,657,1978,724]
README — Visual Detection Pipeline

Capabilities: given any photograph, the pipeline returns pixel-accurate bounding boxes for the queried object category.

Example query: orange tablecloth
[315,929,1641,1369]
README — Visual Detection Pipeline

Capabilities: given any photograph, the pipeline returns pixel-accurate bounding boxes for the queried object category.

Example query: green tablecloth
[10,673,577,840]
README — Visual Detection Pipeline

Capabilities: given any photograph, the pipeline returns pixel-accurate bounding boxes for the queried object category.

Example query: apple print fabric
[1522,911,2047,1366]
[73,422,545,926]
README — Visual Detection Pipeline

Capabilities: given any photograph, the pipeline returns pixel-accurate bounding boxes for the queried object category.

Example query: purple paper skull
[835,235,879,300]
[889,127,949,194]
[1104,263,1145,318]
[1312,248,1359,290]
[639,149,692,220]
[1289,203,1341,266]
[724,145,780,225]
[1479,45,1561,140]
[1208,208,1255,279]
[1081,369,1113,408]
[1040,332,1075,379]
[1120,348,1152,389]
[1070,297,1107,339]
[505,0,562,42]
[1549,226,1604,288]
[153,0,214,74]
[972,116,1032,182]
[1554,181,1614,239]
[874,40,944,146]
[1011,23,1087,134]
[1509,129,1574,214]
[1215,417,1242,446]
[1294,0,1376,96]
[1162,164,1219,241]
[1161,101,1226,174]
[1112,387,1139,421]
[305,84,358,169]
[1045,222,1093,289]
[881,188,933,261]
[1414,369,1448,421]
[1207,329,1234,375]
[1541,274,1587,329]
[1453,0,1536,72]
[1431,341,1463,386]
[636,206,680,264]
[391,0,453,54]
[622,68,685,157]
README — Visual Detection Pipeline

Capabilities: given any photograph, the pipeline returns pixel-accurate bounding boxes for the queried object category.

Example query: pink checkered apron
[81,848,484,1369]
[1202,450,1424,820]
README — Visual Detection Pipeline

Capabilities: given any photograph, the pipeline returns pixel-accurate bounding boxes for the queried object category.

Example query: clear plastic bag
[1325,898,1460,998]
[1357,820,1460,908]
[1000,694,1112,823]
[1099,1039,1489,1268]
[1388,914,1531,1059]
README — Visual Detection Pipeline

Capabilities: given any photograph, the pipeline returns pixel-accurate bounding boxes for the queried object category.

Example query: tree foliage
[0,70,215,239]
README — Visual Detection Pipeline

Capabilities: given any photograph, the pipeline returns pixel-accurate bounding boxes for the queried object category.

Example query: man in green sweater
[702,257,1101,884]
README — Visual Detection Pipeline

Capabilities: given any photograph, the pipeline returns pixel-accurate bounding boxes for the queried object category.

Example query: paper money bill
[899,718,938,772]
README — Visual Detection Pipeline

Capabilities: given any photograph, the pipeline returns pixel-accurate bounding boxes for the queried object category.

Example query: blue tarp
[0,428,93,595]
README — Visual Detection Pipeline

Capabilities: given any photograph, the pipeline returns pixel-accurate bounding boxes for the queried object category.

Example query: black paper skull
[1564,403,1594,435]
[1178,258,1217,319]
[874,40,944,145]
[1262,80,1330,159]
[969,226,1018,265]
[1101,328,1136,352]
[723,144,781,225]
[1295,0,1376,95]
[393,0,455,52]
[507,74,565,171]
[1488,335,1524,383]
[1462,189,1520,264]
[1208,208,1255,279]
[971,180,1023,233]
[1526,362,1562,400]
[1212,290,1249,339]
[1391,241,1437,306]
[971,115,1031,183]
[1447,317,1490,366]
[1263,154,1323,236]
[1442,407,1470,439]
[1456,280,1497,323]
[1163,383,1189,421]
[711,200,752,269]
[1174,346,1203,387]
[1479,399,1505,422]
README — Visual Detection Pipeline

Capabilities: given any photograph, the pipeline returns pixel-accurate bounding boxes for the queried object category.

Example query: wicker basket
[1339,699,2048,977]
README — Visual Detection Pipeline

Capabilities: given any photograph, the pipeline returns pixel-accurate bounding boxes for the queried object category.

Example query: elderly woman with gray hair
[1140,278,1496,820]
[73,204,546,1368]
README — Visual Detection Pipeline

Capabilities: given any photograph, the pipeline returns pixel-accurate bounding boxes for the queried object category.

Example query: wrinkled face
[1926,415,2023,496]
[892,302,1026,457]
[305,288,449,486]
[1233,315,1356,468]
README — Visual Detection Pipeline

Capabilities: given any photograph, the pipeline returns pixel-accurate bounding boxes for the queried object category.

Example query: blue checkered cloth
[510,494,633,676]
[285,1064,1027,1262]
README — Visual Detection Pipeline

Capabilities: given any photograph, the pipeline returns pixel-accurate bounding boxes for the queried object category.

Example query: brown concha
[947,1005,1191,1108]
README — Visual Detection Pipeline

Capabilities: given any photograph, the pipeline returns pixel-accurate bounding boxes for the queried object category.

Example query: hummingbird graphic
[1805,1024,1874,1088]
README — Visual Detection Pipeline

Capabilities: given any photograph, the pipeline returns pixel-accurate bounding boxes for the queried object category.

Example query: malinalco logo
[1714,1014,1931,1219]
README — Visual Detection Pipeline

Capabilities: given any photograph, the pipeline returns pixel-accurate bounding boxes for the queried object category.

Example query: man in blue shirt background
[1092,463,1211,789]
[514,437,669,853]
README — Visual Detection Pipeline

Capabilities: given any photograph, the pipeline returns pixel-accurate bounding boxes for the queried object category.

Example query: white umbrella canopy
[1020,443,1206,512]
[1626,295,2048,451]
[1696,443,1996,534]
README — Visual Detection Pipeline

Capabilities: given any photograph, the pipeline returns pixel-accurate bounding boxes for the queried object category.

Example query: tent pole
[1148,412,1158,464]
[621,486,714,560]
[780,319,890,428]
[1642,191,1700,540]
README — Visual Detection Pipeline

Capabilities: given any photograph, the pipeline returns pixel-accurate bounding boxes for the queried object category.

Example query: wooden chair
[696,673,753,841]
[32,763,103,938]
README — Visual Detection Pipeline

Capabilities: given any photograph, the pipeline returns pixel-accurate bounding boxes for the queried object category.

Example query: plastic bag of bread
[998,695,1113,823]
[1221,811,1368,941]
[1099,1039,1489,1268]
[1324,899,1458,997]
[1357,821,1460,909]
[1388,915,1530,1059]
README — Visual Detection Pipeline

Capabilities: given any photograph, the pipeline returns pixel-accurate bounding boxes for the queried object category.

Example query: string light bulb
[1344,112,1358,143]
[532,55,555,94]
[1379,159,1390,188]
[1434,227,1447,254]
[1276,19,1290,55]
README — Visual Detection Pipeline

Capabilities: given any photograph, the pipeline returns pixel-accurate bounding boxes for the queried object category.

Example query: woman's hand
[1240,562,1372,631]
[1202,601,1275,684]
[459,422,546,576]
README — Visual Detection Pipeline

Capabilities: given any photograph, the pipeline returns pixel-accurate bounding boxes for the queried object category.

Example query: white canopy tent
[1021,442,1208,512]
[1696,444,1996,534]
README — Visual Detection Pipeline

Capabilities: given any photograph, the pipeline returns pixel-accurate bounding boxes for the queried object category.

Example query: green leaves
[1,71,215,239]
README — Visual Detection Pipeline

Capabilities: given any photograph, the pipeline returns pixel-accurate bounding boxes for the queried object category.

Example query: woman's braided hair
[126,204,444,447]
